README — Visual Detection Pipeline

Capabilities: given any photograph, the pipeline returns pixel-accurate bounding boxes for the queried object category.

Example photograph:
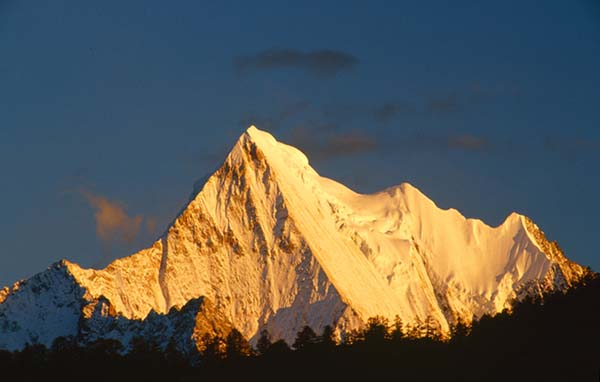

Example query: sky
[1,0,599,286]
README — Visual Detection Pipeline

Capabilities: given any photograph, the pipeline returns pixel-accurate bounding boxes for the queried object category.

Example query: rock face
[0,126,588,351]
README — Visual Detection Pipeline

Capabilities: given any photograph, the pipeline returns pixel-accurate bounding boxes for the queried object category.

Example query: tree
[50,336,78,354]
[390,315,404,342]
[451,318,470,340]
[267,339,291,356]
[18,343,48,368]
[128,336,163,366]
[319,325,336,348]
[406,319,425,338]
[256,329,272,356]
[363,316,389,343]
[0,349,13,366]
[424,316,440,340]
[165,339,187,368]
[226,328,253,359]
[87,338,123,358]
[49,336,81,366]
[199,333,226,363]
[292,326,317,350]
[342,329,362,345]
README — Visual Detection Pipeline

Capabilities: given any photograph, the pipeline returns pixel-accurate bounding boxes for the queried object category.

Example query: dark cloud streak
[426,94,461,114]
[234,49,358,78]
[372,102,414,122]
[287,125,376,161]
[448,135,489,151]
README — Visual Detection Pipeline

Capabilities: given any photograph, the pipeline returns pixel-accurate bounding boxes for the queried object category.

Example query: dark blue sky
[1,1,599,286]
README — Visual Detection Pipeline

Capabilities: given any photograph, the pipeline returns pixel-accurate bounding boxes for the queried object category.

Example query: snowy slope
[80,295,234,358]
[0,126,587,350]
[0,261,86,350]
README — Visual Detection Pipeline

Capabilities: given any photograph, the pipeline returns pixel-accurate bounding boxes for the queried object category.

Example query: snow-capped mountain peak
[0,126,587,351]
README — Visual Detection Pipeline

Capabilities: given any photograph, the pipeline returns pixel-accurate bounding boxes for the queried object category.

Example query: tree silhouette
[267,339,291,355]
[319,325,336,348]
[390,315,404,342]
[292,326,318,350]
[50,336,78,354]
[0,273,598,381]
[128,336,163,367]
[164,339,187,368]
[226,328,253,359]
[0,349,12,365]
[88,338,123,358]
[199,333,226,363]
[363,316,389,343]
[451,318,470,341]
[17,343,48,369]
[424,315,441,340]
[256,329,272,355]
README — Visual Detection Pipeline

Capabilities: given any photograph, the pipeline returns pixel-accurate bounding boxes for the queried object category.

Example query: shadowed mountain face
[0,126,588,351]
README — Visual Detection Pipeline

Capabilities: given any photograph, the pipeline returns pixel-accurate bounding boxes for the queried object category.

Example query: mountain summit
[0,126,587,351]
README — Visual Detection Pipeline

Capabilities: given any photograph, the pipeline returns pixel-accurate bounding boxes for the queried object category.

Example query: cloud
[544,137,600,151]
[80,190,148,245]
[234,49,358,78]
[426,94,461,114]
[320,102,415,124]
[327,132,378,156]
[287,125,377,160]
[448,135,489,151]
[408,134,490,153]
[543,136,600,160]
[423,81,522,116]
[285,125,488,161]
[372,102,414,122]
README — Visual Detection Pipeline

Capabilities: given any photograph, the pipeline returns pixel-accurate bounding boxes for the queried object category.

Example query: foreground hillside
[1,272,597,382]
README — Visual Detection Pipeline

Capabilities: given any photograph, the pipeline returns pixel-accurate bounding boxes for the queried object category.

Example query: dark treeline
[2,273,599,382]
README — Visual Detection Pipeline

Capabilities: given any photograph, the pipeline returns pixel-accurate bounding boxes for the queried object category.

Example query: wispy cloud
[424,81,521,116]
[320,102,415,124]
[234,49,358,78]
[448,134,489,151]
[392,133,491,153]
[543,136,600,160]
[287,125,377,160]
[327,132,377,156]
[426,94,461,114]
[372,102,415,122]
[80,190,155,245]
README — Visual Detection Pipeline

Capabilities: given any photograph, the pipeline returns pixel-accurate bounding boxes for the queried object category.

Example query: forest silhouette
[1,272,598,382]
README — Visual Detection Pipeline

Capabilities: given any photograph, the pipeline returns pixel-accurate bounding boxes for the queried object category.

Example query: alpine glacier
[0,126,587,351]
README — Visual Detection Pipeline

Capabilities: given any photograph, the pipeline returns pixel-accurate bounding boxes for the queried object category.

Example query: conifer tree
[200,333,226,363]
[390,315,404,342]
[226,328,253,359]
[292,326,318,350]
[363,316,389,343]
[256,329,272,355]
[319,325,336,348]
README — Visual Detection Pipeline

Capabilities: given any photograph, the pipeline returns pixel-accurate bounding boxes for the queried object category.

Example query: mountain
[0,126,587,352]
